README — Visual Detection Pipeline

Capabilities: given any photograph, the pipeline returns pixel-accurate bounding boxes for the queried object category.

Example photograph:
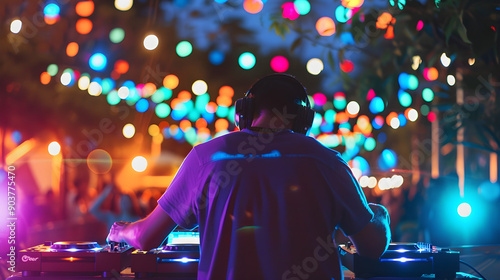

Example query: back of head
[248,74,309,114]
[235,74,315,134]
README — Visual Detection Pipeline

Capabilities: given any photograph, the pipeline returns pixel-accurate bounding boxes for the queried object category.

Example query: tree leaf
[290,37,302,53]
[327,51,335,71]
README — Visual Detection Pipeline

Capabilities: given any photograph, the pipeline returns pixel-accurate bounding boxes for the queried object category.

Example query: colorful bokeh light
[110,28,125,43]
[239,52,256,70]
[244,0,264,14]
[306,58,323,75]
[176,41,193,57]
[316,17,336,36]
[76,1,95,17]
[270,56,289,72]
[89,53,107,71]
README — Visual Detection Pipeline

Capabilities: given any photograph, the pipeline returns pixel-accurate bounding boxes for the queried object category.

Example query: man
[107,74,391,279]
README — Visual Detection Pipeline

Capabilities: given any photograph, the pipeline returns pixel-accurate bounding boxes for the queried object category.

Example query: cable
[460,260,488,280]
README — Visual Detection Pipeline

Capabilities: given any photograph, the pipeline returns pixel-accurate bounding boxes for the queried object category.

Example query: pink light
[366,89,376,101]
[282,2,299,20]
[427,111,436,122]
[416,20,424,31]
[270,56,289,73]
[313,93,327,106]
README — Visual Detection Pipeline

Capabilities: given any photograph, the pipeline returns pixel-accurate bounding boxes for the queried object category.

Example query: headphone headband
[235,74,315,134]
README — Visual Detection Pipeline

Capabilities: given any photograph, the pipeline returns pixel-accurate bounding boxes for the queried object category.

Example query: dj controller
[13,231,200,279]
[10,233,481,280]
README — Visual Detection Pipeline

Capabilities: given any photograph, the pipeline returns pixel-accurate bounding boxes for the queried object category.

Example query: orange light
[44,16,59,25]
[335,112,349,123]
[66,42,79,57]
[423,67,438,81]
[341,0,364,8]
[386,112,398,126]
[179,120,192,132]
[114,59,129,74]
[177,90,191,101]
[170,98,181,110]
[197,127,211,135]
[75,1,94,17]
[215,118,229,132]
[376,12,393,29]
[316,17,336,36]
[76,18,93,34]
[110,70,120,80]
[243,0,264,14]
[40,72,51,85]
[159,121,169,130]
[195,118,207,129]
[216,95,232,107]
[206,102,218,114]
[219,85,234,97]
[163,74,179,90]
[142,83,156,98]
[384,25,394,39]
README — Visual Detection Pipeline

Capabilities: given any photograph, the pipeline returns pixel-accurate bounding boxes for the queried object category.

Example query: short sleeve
[333,155,374,236]
[157,148,200,229]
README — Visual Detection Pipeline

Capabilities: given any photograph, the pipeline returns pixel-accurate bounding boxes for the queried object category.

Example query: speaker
[235,74,315,134]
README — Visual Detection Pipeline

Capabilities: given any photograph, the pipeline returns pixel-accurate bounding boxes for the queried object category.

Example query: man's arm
[348,203,391,259]
[107,205,177,251]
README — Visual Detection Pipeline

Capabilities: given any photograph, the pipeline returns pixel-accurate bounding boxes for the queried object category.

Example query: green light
[364,137,376,151]
[47,64,58,76]
[176,41,193,57]
[408,74,419,90]
[109,28,125,43]
[151,87,172,103]
[195,93,210,111]
[107,90,121,105]
[422,88,434,102]
[125,88,140,106]
[185,127,198,145]
[188,110,201,122]
[324,109,336,124]
[155,103,171,118]
[238,52,256,70]
[294,0,311,15]
[420,104,430,116]
[333,99,346,110]
[216,106,229,118]
[398,90,412,107]
[101,78,115,94]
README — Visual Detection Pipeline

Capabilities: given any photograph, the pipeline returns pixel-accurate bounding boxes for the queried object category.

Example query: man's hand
[348,203,391,259]
[106,221,131,243]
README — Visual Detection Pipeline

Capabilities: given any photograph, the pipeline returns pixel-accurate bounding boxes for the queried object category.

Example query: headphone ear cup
[292,106,315,134]
[235,97,254,130]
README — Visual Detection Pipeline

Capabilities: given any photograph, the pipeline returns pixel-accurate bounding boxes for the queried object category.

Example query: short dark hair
[246,74,309,115]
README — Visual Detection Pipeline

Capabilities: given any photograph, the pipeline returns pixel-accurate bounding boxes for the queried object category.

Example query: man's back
[158,129,373,279]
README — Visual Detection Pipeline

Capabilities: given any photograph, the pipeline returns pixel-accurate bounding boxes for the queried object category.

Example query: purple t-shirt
[158,129,373,280]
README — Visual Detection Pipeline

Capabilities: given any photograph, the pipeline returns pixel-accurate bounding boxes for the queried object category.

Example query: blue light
[209,50,225,65]
[378,149,397,170]
[123,80,136,89]
[135,98,149,113]
[369,97,385,114]
[377,132,387,143]
[11,131,22,144]
[340,32,355,45]
[89,53,107,72]
[398,114,407,127]
[44,3,60,16]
